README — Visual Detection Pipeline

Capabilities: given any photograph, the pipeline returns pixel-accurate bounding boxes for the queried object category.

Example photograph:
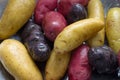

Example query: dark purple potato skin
[21,21,51,62]
[42,11,67,41]
[88,45,118,74]
[66,3,87,24]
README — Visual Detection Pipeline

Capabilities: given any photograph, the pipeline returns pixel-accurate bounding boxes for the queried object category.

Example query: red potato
[57,0,89,16]
[34,0,57,25]
[42,11,67,41]
[68,44,91,80]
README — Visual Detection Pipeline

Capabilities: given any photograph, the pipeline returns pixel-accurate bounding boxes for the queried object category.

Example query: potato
[34,0,57,25]
[54,18,104,54]
[88,45,118,74]
[0,0,35,39]
[0,39,43,80]
[45,50,71,80]
[21,21,51,62]
[87,0,104,21]
[87,0,105,47]
[68,44,91,80]
[66,3,87,24]
[106,7,120,54]
[42,11,67,41]
[57,0,89,16]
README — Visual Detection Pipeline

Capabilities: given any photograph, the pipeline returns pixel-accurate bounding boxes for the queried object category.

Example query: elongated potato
[106,8,120,54]
[68,44,91,80]
[87,0,104,21]
[54,18,104,54]
[45,50,71,80]
[0,39,43,80]
[0,0,35,39]
[87,0,105,47]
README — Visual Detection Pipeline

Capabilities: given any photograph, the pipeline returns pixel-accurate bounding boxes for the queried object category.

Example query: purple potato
[21,21,51,62]
[88,45,118,74]
[66,3,87,24]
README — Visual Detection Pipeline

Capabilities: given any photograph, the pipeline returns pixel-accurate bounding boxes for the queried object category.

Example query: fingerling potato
[87,0,105,47]
[0,0,35,39]
[106,7,120,54]
[45,50,71,80]
[0,39,43,80]
[54,18,104,54]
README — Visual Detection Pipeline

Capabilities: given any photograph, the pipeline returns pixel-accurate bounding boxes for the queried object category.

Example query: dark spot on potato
[99,39,103,43]
[45,71,49,74]
[58,58,62,62]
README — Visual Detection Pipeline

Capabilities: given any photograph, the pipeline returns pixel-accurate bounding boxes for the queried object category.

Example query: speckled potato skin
[106,8,120,54]
[87,0,105,47]
[0,39,43,80]
[54,18,104,54]
[45,50,71,80]
[0,0,35,39]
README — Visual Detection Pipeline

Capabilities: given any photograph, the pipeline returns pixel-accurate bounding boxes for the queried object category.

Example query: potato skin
[87,0,105,47]
[0,39,43,80]
[42,11,67,41]
[0,0,35,39]
[54,18,104,54]
[68,44,91,80]
[66,3,87,24]
[45,50,71,80]
[87,0,104,21]
[34,0,57,25]
[57,0,89,16]
[106,8,120,54]
[21,21,51,62]
[88,45,118,74]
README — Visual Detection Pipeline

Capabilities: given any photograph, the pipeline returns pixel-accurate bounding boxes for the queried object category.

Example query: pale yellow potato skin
[0,0,35,39]
[0,39,43,80]
[106,8,120,54]
[45,50,71,80]
[54,18,104,54]
[87,0,105,47]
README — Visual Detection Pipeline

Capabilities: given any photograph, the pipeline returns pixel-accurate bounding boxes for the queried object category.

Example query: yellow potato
[106,7,120,54]
[54,18,104,54]
[45,50,71,80]
[87,0,105,47]
[0,39,43,80]
[0,0,35,39]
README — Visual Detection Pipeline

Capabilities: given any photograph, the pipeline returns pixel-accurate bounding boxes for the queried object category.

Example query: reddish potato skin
[68,44,91,80]
[42,11,67,41]
[57,0,89,16]
[34,0,57,25]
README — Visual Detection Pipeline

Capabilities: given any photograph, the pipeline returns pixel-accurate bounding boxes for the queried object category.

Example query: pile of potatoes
[0,0,120,80]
